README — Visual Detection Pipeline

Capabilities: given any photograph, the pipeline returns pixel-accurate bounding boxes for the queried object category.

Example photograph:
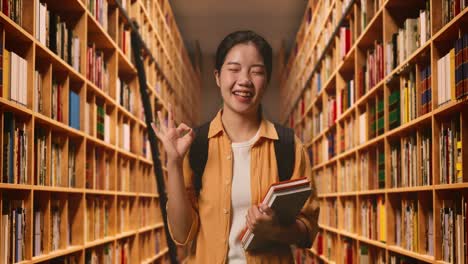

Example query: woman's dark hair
[215,30,273,83]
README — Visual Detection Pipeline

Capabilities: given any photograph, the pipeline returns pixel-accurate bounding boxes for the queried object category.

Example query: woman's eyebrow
[226,62,241,66]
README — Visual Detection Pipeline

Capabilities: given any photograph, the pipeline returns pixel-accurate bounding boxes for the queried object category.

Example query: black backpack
[189,122,295,196]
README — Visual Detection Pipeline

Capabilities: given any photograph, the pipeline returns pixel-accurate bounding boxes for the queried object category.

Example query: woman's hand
[246,204,280,241]
[151,105,195,163]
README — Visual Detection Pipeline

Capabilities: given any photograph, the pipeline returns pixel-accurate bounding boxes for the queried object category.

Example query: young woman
[151,30,319,263]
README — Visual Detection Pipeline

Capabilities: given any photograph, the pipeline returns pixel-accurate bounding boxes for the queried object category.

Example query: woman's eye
[228,68,240,72]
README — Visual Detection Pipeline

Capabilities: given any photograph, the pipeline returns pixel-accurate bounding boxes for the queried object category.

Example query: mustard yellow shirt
[167,110,320,263]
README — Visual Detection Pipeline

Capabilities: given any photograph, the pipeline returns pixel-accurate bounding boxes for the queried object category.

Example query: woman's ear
[214,69,221,88]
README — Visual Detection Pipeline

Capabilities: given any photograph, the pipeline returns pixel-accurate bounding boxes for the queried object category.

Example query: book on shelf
[2,197,26,263]
[36,4,81,71]
[454,34,468,100]
[421,131,432,186]
[96,104,105,140]
[51,80,63,122]
[440,195,467,263]
[0,0,23,26]
[68,143,76,188]
[33,209,44,257]
[343,199,355,233]
[442,0,467,26]
[389,89,400,130]
[420,65,432,116]
[69,90,80,130]
[359,0,383,32]
[87,43,109,93]
[2,49,28,106]
[51,200,62,251]
[342,238,353,264]
[51,139,63,187]
[240,177,312,251]
[34,70,44,114]
[340,157,356,192]
[87,0,108,30]
[340,23,352,59]
[438,34,468,106]
[401,68,417,123]
[402,134,417,187]
[376,97,384,136]
[122,122,131,152]
[390,143,401,188]
[2,112,28,184]
[439,116,463,184]
[365,41,384,91]
[385,2,430,76]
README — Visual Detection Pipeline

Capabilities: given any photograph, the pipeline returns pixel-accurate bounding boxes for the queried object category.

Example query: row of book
[319,199,337,228]
[359,0,383,33]
[2,48,28,106]
[35,1,81,72]
[340,114,356,152]
[359,245,385,264]
[442,0,467,26]
[385,1,431,75]
[2,112,28,184]
[360,147,385,190]
[1,0,23,26]
[438,34,468,105]
[363,41,384,94]
[360,197,386,242]
[86,197,110,242]
[439,117,463,184]
[440,195,467,263]
[87,43,109,92]
[34,130,77,187]
[1,198,26,263]
[337,79,355,117]
[339,157,356,192]
[117,78,135,113]
[86,244,113,264]
[87,0,108,31]
[339,23,352,60]
[85,149,111,190]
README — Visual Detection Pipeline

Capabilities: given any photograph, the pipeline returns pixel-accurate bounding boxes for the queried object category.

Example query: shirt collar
[208,109,279,140]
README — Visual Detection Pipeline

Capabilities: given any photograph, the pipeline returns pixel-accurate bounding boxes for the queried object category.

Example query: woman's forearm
[166,159,196,243]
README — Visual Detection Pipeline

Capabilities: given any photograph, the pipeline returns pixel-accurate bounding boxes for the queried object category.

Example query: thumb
[259,204,273,216]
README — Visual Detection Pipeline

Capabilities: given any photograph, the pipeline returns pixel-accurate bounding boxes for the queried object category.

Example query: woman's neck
[221,106,261,143]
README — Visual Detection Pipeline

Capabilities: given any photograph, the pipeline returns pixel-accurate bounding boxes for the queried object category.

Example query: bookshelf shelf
[284,0,467,263]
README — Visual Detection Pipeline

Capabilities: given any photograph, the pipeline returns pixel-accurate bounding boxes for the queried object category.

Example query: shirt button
[223,208,228,214]
[227,155,231,160]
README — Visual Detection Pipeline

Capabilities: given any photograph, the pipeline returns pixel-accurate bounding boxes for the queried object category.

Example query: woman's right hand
[151,105,195,163]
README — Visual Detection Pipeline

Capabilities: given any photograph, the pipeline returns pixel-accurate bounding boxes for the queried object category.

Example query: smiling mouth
[232,91,254,98]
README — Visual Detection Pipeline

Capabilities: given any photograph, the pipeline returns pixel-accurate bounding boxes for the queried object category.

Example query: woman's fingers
[168,104,174,129]
[176,123,191,135]
[157,111,166,133]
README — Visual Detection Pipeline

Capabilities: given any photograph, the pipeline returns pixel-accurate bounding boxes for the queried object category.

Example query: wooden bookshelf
[0,0,200,263]
[284,0,468,263]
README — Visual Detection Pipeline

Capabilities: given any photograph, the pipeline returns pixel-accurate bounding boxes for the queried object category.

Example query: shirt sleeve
[291,136,320,248]
[166,151,200,246]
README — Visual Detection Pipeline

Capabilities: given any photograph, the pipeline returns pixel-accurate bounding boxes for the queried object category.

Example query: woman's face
[215,43,267,116]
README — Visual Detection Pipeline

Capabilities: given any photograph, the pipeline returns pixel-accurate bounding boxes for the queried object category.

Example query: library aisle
[0,0,467,263]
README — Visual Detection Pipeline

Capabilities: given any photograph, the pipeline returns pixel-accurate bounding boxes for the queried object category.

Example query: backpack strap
[189,122,210,196]
[273,123,295,182]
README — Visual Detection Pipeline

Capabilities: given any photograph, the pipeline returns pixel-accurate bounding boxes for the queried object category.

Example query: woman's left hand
[246,204,280,241]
